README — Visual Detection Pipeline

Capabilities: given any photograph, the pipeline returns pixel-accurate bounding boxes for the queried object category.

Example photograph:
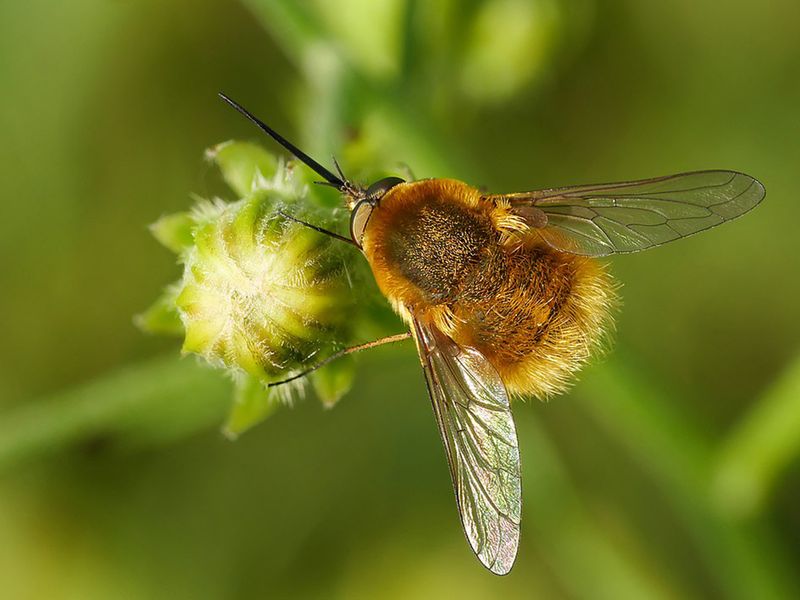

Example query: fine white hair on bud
[140,142,377,435]
[176,191,353,383]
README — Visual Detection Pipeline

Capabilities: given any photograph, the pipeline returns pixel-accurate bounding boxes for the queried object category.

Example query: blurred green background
[1,0,799,598]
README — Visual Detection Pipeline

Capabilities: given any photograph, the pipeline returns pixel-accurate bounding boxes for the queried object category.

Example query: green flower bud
[176,192,353,383]
[140,142,366,435]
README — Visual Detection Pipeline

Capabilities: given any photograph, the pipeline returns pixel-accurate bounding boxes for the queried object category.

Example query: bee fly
[219,93,765,575]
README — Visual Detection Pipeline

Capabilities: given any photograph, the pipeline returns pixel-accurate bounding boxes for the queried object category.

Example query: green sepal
[311,355,356,408]
[150,212,195,255]
[223,375,282,439]
[207,141,278,198]
[134,284,184,336]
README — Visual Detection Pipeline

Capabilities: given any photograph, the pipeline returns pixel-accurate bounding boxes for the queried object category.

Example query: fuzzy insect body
[363,178,615,398]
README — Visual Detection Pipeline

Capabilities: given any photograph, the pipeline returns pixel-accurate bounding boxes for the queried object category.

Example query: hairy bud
[177,194,352,380]
[139,141,363,436]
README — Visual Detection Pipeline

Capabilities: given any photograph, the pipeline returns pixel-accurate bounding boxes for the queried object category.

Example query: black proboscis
[218,92,346,190]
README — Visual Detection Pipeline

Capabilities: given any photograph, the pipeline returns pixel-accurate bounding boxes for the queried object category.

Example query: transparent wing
[411,317,521,575]
[484,170,765,256]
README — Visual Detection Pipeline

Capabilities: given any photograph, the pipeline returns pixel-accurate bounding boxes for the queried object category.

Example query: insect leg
[268,332,412,388]
[278,210,357,246]
[332,156,348,182]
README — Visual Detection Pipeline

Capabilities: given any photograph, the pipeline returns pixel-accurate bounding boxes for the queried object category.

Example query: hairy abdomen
[451,240,616,398]
[362,179,616,398]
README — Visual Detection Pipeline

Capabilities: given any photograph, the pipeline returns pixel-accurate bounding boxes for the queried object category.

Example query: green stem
[517,412,682,600]
[577,354,799,600]
[0,356,230,473]
[711,351,800,519]
[241,0,479,181]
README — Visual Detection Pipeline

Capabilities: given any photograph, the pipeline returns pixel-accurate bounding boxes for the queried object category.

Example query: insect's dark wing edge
[410,316,522,575]
[484,170,765,256]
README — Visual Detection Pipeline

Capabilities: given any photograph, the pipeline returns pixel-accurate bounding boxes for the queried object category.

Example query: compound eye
[350,200,375,247]
[365,176,405,202]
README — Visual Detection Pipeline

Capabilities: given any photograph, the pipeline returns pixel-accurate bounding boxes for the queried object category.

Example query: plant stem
[0,356,229,473]
[712,351,800,519]
[577,355,799,600]
[517,412,681,600]
[241,0,479,181]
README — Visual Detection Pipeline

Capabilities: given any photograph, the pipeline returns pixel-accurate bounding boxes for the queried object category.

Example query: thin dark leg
[278,210,357,246]
[268,332,412,387]
[332,156,347,181]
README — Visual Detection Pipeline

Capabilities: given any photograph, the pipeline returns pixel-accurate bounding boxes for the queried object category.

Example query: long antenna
[218,92,346,190]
